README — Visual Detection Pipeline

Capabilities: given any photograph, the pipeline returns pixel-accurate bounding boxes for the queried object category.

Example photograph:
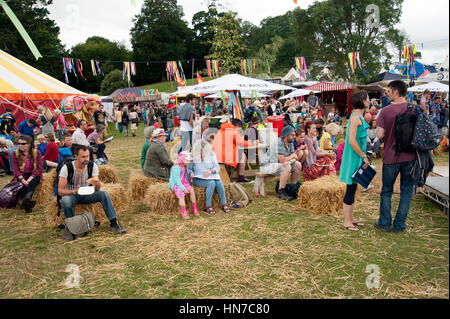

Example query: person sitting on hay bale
[258,126,302,201]
[57,145,126,234]
[0,137,14,175]
[59,132,73,162]
[191,139,231,214]
[319,123,341,155]
[141,126,155,170]
[339,90,371,232]
[143,128,174,181]
[212,118,256,183]
[10,135,43,213]
[169,151,199,219]
[87,124,110,164]
[303,121,336,181]
[42,133,60,172]
[71,120,94,161]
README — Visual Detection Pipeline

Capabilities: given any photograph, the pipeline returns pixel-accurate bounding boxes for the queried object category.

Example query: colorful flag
[197,71,205,84]
[206,60,212,78]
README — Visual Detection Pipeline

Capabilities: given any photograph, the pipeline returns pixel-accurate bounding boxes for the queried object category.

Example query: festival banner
[206,60,212,78]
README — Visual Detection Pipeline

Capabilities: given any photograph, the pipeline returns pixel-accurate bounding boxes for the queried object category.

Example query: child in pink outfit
[169,151,199,219]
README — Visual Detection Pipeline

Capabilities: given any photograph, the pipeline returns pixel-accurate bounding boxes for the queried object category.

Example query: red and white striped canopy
[419,69,431,78]
[303,82,352,92]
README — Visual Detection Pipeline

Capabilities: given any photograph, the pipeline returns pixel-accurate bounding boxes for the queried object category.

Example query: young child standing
[169,151,199,219]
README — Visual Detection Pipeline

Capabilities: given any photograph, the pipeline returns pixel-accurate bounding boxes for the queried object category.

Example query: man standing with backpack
[375,80,416,233]
[57,145,126,235]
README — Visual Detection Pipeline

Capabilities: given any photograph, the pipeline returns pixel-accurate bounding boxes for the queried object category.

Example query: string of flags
[62,58,86,83]
[206,60,220,78]
[123,61,137,85]
[348,52,367,76]
[402,45,417,78]
[90,60,104,77]
[294,57,307,80]
[241,58,256,76]
[166,61,186,87]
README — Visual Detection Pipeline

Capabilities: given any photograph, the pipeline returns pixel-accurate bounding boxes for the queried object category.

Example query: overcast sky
[47,0,449,65]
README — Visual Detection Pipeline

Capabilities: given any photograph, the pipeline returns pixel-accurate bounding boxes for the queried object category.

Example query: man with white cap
[143,128,174,181]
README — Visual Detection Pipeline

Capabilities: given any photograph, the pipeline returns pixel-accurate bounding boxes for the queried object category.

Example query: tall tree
[0,0,65,79]
[210,11,245,74]
[130,0,190,85]
[293,0,404,82]
[254,36,285,77]
[100,69,133,96]
[69,37,131,94]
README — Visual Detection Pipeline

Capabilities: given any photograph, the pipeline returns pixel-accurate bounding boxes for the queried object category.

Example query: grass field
[139,76,218,94]
[0,124,448,299]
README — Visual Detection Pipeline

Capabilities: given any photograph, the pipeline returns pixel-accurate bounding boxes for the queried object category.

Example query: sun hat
[152,128,168,138]
[280,125,295,139]
[176,151,193,166]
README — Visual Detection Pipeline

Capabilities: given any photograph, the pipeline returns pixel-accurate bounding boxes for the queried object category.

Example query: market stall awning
[0,49,86,100]
[407,81,449,93]
[172,74,294,95]
[205,91,269,99]
[303,82,352,92]
[278,89,321,100]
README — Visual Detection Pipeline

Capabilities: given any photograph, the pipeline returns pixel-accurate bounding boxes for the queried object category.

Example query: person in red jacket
[42,133,59,172]
[212,118,256,183]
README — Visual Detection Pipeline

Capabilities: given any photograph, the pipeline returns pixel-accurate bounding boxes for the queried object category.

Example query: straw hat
[152,128,168,138]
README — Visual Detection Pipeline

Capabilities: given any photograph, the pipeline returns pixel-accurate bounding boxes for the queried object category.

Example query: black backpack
[275,181,301,200]
[55,157,94,217]
[394,104,417,156]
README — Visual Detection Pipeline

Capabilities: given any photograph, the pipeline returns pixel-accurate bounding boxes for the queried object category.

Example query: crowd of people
[0,83,449,237]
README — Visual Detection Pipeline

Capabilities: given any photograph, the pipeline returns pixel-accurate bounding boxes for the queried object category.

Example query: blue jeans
[193,178,227,207]
[61,190,117,221]
[178,130,192,154]
[118,122,123,133]
[378,160,415,232]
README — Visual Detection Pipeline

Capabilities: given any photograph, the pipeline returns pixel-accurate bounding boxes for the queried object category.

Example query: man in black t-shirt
[93,104,107,126]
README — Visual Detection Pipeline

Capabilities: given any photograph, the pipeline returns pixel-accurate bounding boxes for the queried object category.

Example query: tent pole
[22,93,26,120]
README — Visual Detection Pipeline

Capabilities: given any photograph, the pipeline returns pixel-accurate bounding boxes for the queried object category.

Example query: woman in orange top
[212,118,256,183]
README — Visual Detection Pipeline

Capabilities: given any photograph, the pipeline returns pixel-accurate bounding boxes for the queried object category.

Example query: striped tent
[302,82,352,92]
[0,49,87,126]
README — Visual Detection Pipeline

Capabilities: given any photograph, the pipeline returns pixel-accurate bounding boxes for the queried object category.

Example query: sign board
[113,94,161,103]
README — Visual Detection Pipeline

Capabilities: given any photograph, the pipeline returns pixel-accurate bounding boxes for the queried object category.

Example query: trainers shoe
[238,177,251,183]
[373,222,390,232]
[110,222,126,234]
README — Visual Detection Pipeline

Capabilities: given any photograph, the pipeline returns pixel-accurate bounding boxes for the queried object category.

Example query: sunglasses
[18,142,28,145]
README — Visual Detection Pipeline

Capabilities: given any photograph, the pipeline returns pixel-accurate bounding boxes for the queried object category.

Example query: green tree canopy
[130,0,190,85]
[100,69,133,96]
[0,0,65,79]
[210,11,245,74]
[293,0,404,82]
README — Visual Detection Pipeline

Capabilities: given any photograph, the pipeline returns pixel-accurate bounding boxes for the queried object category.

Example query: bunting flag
[294,57,308,80]
[166,61,185,87]
[0,0,42,60]
[196,71,205,84]
[95,60,104,76]
[348,52,367,76]
[62,57,76,83]
[212,60,219,77]
[206,60,212,78]
[76,59,85,81]
[419,69,431,78]
[402,45,417,78]
[241,59,247,75]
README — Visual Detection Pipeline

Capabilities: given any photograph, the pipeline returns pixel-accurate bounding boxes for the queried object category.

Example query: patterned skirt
[303,156,336,181]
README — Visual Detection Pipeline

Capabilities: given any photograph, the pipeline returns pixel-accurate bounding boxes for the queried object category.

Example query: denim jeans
[179,130,192,154]
[378,160,415,232]
[61,190,117,221]
[193,178,227,207]
[118,122,123,133]
[18,175,41,201]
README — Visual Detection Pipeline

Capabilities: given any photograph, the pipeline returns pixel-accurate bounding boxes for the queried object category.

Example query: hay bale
[98,165,119,184]
[219,165,231,185]
[34,170,57,206]
[128,169,161,201]
[297,175,347,217]
[45,183,127,227]
[142,183,230,216]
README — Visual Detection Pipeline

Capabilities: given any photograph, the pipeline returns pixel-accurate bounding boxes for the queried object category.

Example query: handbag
[0,180,24,208]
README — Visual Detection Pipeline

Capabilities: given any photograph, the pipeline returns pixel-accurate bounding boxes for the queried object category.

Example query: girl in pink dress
[169,151,199,219]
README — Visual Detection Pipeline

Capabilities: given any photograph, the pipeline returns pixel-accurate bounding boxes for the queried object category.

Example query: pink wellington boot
[192,203,200,216]
[180,206,190,219]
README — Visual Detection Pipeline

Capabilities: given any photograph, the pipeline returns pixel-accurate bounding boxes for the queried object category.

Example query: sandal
[222,205,231,213]
[344,226,359,232]
[353,221,365,227]
[205,206,216,214]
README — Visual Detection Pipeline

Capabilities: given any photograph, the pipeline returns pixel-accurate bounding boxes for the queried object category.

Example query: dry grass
[0,124,448,299]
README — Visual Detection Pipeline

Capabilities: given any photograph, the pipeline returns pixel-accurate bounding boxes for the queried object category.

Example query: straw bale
[128,169,161,201]
[219,165,231,185]
[34,170,57,206]
[297,175,347,217]
[98,165,119,184]
[45,183,126,227]
[142,183,230,215]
